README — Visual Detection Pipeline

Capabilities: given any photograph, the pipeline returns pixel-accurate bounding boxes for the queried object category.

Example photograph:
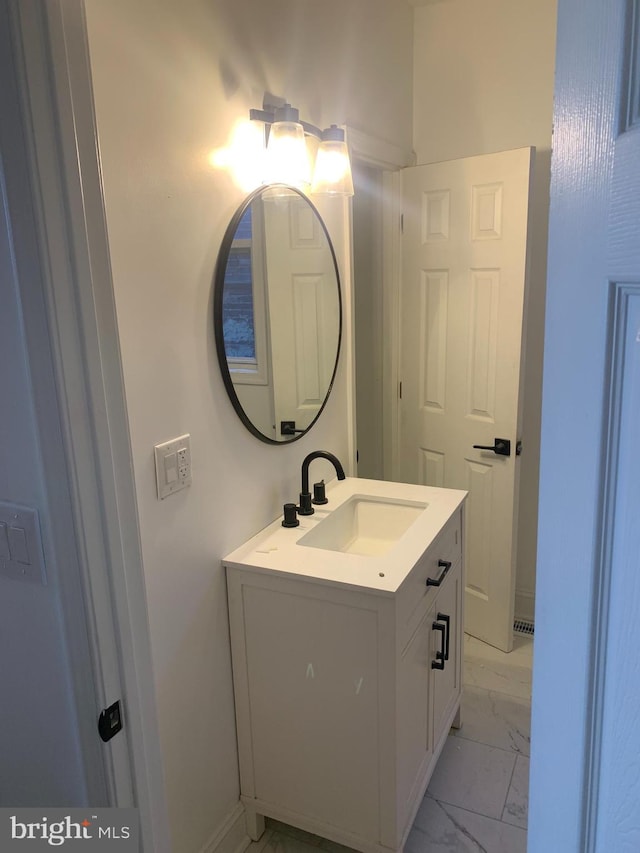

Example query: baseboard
[199,803,251,853]
[515,589,535,624]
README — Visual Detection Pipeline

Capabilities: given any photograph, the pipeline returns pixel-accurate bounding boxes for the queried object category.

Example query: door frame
[347,127,414,480]
[6,1,170,848]
[9,0,623,847]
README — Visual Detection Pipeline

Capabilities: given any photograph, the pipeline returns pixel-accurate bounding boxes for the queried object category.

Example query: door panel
[591,3,640,846]
[529,1,640,847]
[263,194,339,435]
[400,149,533,651]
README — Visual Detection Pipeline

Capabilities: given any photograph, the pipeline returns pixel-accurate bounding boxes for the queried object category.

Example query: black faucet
[298,451,346,516]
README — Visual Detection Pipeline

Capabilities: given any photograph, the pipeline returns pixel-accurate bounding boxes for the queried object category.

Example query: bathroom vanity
[224,478,466,853]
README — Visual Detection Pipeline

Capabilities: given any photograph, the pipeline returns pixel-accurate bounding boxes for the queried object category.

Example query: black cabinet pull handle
[426,559,451,587]
[432,622,446,670]
[437,612,450,661]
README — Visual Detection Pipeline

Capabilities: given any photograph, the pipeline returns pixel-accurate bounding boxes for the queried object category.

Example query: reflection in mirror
[214,185,342,443]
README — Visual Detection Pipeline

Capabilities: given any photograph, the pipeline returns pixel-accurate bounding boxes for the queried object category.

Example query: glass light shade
[209,120,267,192]
[228,119,267,192]
[311,135,354,197]
[266,120,312,188]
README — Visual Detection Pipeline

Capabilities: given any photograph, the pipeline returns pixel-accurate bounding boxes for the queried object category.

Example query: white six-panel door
[530,0,640,848]
[263,194,340,438]
[399,149,533,652]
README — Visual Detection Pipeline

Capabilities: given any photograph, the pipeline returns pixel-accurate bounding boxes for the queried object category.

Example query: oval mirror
[214,185,342,443]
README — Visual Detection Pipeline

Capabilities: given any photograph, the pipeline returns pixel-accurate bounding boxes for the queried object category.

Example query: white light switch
[154,434,192,499]
[8,526,29,564]
[164,451,178,484]
[0,502,46,584]
[0,522,10,559]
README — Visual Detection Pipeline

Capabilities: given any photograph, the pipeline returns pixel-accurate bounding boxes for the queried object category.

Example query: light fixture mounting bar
[249,107,275,123]
[249,106,322,139]
[300,120,322,140]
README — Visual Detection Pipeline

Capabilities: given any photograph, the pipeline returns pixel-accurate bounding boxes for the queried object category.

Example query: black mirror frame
[213,184,343,445]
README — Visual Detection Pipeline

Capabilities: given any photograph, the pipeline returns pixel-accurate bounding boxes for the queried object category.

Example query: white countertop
[222,477,467,594]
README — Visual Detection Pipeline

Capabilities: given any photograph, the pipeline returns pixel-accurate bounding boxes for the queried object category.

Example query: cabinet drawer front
[396,510,462,651]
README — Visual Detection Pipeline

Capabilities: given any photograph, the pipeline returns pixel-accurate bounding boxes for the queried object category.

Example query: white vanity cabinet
[224,485,464,853]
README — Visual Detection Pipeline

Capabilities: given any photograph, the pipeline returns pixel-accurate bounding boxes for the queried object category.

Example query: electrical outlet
[154,434,192,500]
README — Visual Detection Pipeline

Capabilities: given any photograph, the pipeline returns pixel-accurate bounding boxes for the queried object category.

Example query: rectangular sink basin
[298,495,428,557]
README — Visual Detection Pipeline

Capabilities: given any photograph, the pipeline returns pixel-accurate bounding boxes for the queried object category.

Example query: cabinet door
[397,611,434,832]
[431,560,462,749]
[242,585,380,840]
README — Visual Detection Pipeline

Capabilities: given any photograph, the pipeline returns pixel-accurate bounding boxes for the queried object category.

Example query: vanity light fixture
[249,99,354,196]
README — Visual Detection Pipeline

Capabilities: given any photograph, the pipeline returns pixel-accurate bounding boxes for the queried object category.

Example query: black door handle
[281,420,305,436]
[473,437,511,457]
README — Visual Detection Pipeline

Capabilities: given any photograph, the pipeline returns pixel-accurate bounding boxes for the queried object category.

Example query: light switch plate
[0,501,47,585]
[154,434,192,499]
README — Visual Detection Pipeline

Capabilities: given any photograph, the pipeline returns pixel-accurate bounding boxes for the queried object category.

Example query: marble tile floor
[245,633,534,853]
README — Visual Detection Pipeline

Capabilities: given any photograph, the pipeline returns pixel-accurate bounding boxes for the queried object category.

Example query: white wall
[82,1,413,850]
[412,0,558,622]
